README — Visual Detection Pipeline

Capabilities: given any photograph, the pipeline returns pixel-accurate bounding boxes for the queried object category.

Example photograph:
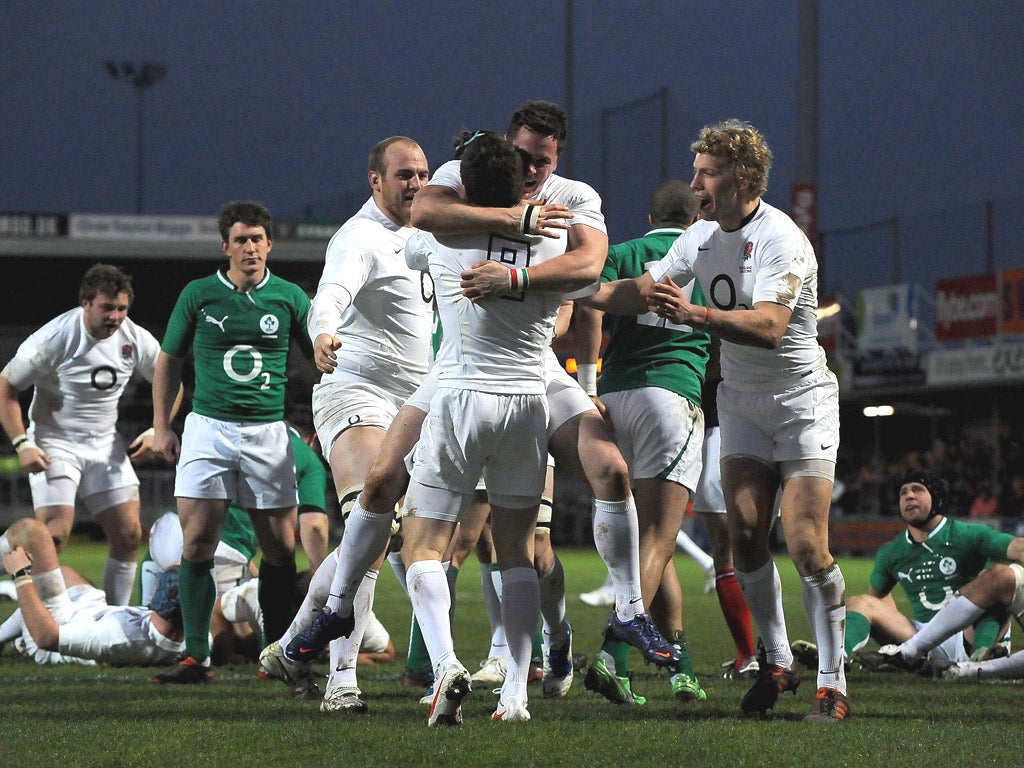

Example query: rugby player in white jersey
[400,131,567,724]
[285,103,682,701]
[587,120,849,722]
[0,263,182,606]
[260,137,432,714]
[1,517,184,666]
[435,103,682,672]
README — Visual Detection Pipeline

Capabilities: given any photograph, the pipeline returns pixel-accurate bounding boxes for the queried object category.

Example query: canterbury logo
[204,314,229,333]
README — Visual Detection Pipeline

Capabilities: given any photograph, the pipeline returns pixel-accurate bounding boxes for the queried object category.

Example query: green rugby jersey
[162,269,312,422]
[597,229,709,404]
[870,516,1015,622]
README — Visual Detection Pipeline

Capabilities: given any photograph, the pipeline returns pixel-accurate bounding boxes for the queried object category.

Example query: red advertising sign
[934,272,998,340]
[1001,267,1024,335]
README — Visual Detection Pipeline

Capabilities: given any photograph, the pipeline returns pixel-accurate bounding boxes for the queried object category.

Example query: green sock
[671,630,695,677]
[844,610,871,655]
[407,616,432,676]
[179,557,216,662]
[971,612,1004,650]
[532,626,543,661]
[600,637,631,675]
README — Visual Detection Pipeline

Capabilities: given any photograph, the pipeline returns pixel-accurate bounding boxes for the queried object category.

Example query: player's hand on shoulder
[517,199,571,238]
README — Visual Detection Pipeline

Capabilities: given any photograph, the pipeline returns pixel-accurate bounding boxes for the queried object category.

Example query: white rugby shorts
[312,378,407,451]
[404,388,547,520]
[28,432,139,512]
[600,387,703,491]
[717,369,839,467]
[174,413,297,509]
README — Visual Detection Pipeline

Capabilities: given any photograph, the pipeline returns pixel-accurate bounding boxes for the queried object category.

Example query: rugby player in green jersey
[149,200,313,684]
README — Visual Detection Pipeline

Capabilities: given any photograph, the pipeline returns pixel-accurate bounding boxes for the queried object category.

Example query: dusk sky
[3,2,1022,295]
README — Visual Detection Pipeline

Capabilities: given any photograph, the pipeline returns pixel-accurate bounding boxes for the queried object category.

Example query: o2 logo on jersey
[938,556,957,576]
[223,345,269,389]
[91,365,118,391]
[260,314,280,336]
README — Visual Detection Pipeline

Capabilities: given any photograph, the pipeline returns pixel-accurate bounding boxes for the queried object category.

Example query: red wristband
[702,305,713,330]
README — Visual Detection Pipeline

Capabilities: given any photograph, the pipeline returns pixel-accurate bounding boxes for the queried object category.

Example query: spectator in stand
[1000,472,1024,535]
[968,482,999,519]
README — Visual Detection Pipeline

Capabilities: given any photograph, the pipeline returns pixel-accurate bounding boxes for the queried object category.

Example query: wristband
[11,434,28,449]
[520,268,530,291]
[13,565,32,583]
[15,438,38,455]
[509,268,519,292]
[701,305,713,331]
[520,204,540,234]
[576,363,598,396]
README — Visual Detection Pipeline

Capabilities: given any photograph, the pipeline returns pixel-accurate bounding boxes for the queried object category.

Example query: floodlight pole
[104,61,167,213]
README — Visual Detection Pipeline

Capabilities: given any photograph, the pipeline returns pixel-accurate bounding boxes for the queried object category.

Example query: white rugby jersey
[308,196,433,398]
[425,229,565,394]
[649,201,826,386]
[4,308,160,439]
[16,585,183,666]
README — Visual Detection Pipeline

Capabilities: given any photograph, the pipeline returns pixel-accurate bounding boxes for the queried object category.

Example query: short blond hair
[690,120,773,196]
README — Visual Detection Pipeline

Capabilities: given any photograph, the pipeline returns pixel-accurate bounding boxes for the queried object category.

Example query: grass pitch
[1,541,1020,768]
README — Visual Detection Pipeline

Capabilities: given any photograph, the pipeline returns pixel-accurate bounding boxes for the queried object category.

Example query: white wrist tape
[15,440,39,455]
[576,363,598,396]
[520,204,541,234]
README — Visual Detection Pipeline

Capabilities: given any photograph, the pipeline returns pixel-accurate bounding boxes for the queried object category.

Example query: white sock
[592,497,643,620]
[388,551,408,596]
[406,560,457,674]
[326,501,393,614]
[538,554,568,651]
[901,594,984,660]
[103,557,137,606]
[499,567,540,704]
[327,570,378,689]
[279,548,339,647]
[138,560,162,608]
[675,529,714,572]
[480,563,507,659]
[975,649,1024,679]
[802,563,847,694]
[735,559,793,667]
